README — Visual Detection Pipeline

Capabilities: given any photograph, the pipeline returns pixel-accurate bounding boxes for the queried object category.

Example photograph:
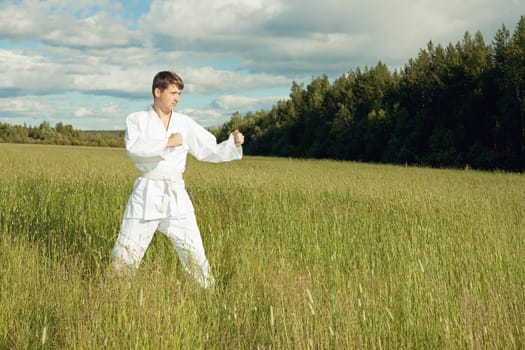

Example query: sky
[0,0,523,130]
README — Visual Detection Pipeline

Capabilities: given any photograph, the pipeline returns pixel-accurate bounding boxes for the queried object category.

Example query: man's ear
[154,88,161,98]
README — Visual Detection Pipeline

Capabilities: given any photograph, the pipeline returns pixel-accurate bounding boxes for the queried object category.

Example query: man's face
[155,84,182,112]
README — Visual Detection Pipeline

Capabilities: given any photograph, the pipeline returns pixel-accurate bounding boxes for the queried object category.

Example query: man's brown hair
[152,71,184,96]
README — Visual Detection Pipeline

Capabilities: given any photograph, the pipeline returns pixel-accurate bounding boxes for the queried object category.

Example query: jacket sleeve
[186,118,242,163]
[125,113,168,163]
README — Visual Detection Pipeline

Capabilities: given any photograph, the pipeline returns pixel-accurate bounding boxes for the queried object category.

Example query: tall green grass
[1,143,524,349]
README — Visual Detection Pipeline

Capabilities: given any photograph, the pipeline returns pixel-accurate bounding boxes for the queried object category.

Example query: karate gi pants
[111,212,215,289]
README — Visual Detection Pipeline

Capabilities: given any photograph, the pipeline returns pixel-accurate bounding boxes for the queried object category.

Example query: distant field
[0,143,524,349]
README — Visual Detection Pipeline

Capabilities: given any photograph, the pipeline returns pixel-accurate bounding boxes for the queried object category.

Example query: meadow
[0,143,524,349]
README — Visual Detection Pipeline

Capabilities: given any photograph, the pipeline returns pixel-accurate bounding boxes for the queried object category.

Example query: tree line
[0,121,124,147]
[213,16,525,171]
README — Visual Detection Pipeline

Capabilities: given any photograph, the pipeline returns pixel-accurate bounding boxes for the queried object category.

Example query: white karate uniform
[111,106,242,288]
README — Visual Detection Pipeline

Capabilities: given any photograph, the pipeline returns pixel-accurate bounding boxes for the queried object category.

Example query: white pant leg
[158,213,215,289]
[111,218,159,271]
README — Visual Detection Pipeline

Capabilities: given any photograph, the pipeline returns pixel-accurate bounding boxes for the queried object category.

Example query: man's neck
[153,104,172,120]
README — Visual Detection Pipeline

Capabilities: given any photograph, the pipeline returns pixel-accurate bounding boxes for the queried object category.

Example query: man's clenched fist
[167,132,183,147]
[233,130,244,147]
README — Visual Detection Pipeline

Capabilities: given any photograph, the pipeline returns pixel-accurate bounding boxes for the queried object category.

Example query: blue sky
[0,0,523,130]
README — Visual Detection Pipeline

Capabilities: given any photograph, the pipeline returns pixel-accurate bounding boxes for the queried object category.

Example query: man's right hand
[167,132,183,147]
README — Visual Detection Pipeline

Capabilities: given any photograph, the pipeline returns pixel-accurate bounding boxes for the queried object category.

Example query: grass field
[0,143,524,349]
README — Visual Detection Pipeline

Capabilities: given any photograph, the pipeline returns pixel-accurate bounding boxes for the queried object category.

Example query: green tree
[509,16,525,167]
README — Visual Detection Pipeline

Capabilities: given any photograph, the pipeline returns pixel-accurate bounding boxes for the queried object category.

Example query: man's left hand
[233,130,244,147]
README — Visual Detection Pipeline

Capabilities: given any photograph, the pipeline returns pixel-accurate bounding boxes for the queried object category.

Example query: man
[111,71,244,289]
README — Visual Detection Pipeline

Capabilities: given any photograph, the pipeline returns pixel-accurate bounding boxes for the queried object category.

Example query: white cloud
[0,49,72,95]
[74,107,92,117]
[178,94,288,127]
[0,0,138,48]
[141,0,282,39]
[0,97,51,116]
[100,103,121,115]
[0,94,133,130]
[0,46,289,99]
[179,107,227,128]
[181,66,290,94]
[212,95,287,112]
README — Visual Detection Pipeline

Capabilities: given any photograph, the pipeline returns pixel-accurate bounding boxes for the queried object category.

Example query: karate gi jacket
[123,107,242,220]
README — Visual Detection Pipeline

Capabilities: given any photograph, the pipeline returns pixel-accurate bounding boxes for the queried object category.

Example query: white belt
[141,170,183,212]
[141,171,183,182]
